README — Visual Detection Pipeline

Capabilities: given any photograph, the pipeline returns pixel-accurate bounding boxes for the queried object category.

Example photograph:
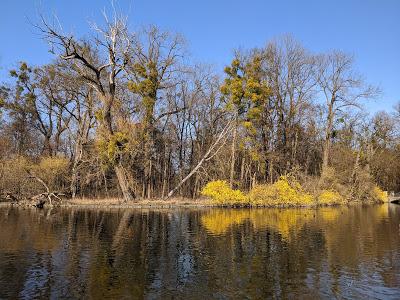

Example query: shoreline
[0,197,393,210]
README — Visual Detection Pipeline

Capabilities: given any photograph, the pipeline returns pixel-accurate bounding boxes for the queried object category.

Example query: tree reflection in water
[0,205,399,299]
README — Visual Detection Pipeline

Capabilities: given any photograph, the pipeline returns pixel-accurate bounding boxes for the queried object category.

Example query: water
[0,204,399,299]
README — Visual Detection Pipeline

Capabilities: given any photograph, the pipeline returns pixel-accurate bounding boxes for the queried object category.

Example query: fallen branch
[26,170,64,206]
[4,192,18,203]
[165,121,234,199]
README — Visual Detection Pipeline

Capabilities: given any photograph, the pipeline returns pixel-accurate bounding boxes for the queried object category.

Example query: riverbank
[0,197,215,209]
[0,195,393,209]
[64,197,215,208]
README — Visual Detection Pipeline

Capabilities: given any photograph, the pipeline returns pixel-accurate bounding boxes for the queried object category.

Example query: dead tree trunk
[26,170,63,207]
[165,121,233,199]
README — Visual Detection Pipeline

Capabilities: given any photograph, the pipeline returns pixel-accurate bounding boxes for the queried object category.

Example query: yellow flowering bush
[201,180,248,205]
[248,176,313,206]
[201,176,385,207]
[372,186,388,202]
[317,190,344,205]
[248,184,277,206]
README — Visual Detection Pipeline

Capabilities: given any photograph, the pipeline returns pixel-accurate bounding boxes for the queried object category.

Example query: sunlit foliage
[33,157,69,189]
[317,190,345,205]
[201,180,248,205]
[372,186,388,202]
[248,176,314,206]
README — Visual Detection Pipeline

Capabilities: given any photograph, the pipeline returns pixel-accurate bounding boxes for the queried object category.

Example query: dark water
[0,205,399,299]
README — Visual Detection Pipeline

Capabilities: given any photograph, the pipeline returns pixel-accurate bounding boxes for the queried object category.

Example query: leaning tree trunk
[165,121,233,199]
[115,163,134,202]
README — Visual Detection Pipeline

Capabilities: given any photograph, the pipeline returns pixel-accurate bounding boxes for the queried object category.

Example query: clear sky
[0,0,399,113]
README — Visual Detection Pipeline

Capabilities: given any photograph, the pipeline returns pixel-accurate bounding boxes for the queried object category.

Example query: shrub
[0,156,70,199]
[248,184,278,206]
[31,157,69,190]
[372,186,388,203]
[0,156,31,198]
[248,176,314,206]
[201,180,248,205]
[37,156,68,175]
[202,174,386,207]
[317,190,345,205]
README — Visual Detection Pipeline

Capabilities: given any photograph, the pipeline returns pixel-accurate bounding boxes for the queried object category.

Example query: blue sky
[1,0,399,113]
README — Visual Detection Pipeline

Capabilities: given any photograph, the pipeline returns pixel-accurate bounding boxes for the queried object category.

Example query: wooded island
[0,12,397,207]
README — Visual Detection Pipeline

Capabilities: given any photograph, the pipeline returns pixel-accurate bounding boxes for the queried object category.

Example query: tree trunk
[350,150,360,184]
[166,121,233,199]
[229,116,238,188]
[101,95,135,202]
[322,101,334,174]
[114,164,134,202]
[70,114,91,199]
[43,135,53,157]
[70,139,83,199]
[240,155,245,189]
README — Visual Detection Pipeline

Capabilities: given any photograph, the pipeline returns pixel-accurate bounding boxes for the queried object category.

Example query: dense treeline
[0,13,399,202]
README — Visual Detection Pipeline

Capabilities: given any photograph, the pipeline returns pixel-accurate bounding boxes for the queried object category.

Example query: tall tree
[316,51,379,174]
[39,15,135,200]
[126,25,185,198]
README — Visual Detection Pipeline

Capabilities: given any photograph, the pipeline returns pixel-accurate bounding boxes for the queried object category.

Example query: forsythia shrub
[248,176,314,206]
[201,180,248,205]
[248,184,277,206]
[372,186,388,202]
[201,176,384,207]
[317,190,344,205]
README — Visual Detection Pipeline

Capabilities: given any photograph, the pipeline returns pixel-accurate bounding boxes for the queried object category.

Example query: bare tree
[125,25,186,198]
[38,13,135,201]
[316,51,379,174]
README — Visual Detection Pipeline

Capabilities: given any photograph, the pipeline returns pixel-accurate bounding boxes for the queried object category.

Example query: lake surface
[0,204,399,299]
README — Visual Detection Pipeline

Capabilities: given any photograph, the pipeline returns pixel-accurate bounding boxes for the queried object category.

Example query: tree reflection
[0,205,399,299]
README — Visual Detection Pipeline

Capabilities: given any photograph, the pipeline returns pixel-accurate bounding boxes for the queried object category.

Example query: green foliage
[221,54,271,166]
[221,54,270,121]
[127,61,159,124]
[96,131,130,165]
